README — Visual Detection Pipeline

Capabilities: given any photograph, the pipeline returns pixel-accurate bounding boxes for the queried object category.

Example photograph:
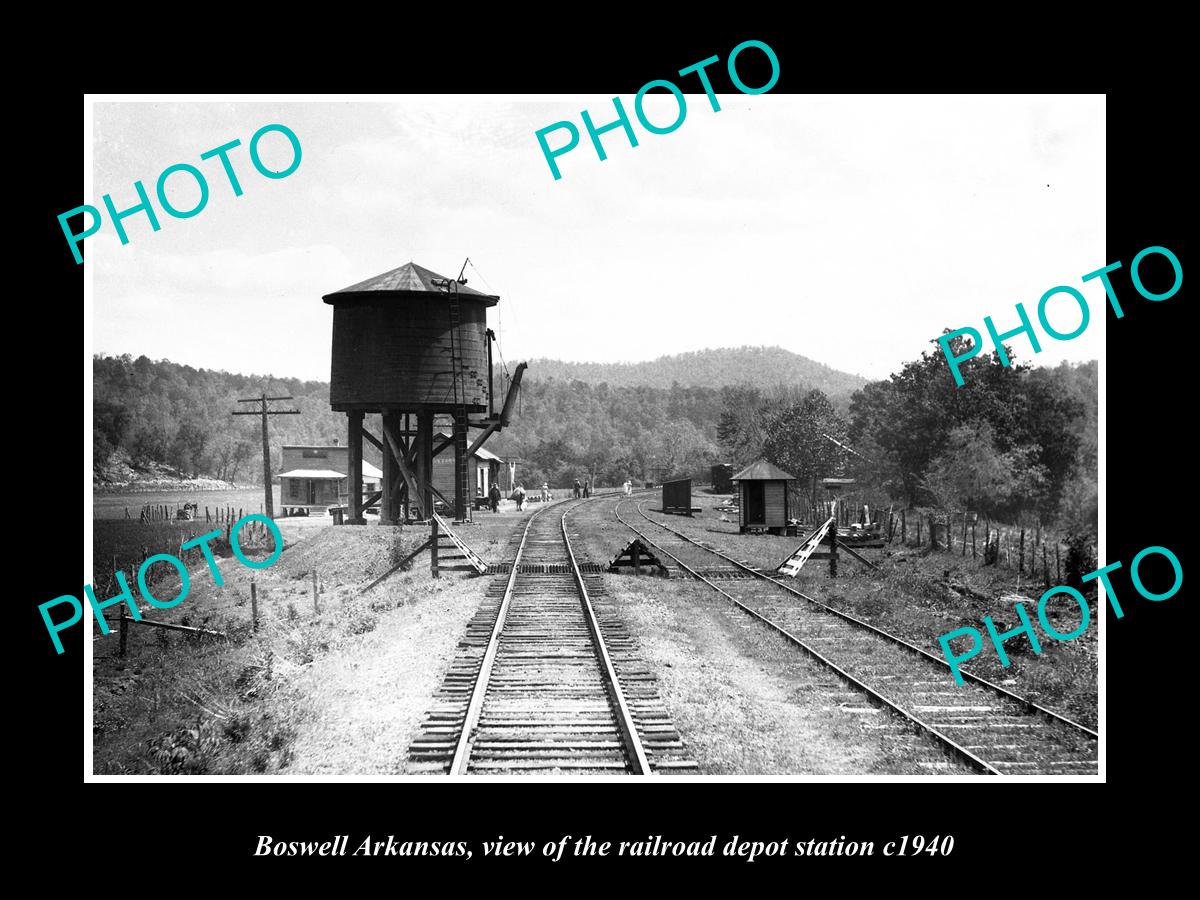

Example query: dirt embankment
[92,518,524,776]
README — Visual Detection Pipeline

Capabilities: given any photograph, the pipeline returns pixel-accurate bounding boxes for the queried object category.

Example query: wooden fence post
[829,521,838,578]
[901,509,906,546]
[251,579,259,632]
[1019,528,1025,574]
[971,520,977,559]
[916,516,922,547]
[1056,543,1062,584]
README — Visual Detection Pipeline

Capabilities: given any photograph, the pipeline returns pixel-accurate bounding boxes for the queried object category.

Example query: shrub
[146,718,223,774]
[348,612,378,635]
[1064,529,1097,589]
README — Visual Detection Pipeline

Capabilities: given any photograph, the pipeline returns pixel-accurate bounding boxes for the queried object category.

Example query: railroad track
[617,499,1099,776]
[409,495,694,775]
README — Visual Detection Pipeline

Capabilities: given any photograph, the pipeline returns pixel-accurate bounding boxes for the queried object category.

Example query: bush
[146,719,224,774]
[1064,529,1097,589]
[348,612,378,635]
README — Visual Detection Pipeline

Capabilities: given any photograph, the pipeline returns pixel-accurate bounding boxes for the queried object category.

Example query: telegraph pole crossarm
[232,392,301,519]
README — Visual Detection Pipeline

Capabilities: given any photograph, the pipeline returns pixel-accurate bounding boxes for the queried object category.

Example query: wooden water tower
[323,260,526,525]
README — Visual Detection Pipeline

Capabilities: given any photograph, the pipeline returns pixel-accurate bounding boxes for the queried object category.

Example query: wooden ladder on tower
[447,285,472,521]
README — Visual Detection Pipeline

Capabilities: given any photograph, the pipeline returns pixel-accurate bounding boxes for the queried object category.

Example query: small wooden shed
[732,459,796,534]
[661,478,693,516]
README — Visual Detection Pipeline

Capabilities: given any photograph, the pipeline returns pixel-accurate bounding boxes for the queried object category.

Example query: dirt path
[282,571,489,775]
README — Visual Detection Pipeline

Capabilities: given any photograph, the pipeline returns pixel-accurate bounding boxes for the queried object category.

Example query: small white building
[278,445,382,516]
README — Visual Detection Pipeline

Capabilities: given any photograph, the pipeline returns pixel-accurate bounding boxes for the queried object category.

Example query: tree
[650,421,718,478]
[762,390,848,506]
[848,330,1090,517]
[170,420,209,478]
[717,385,777,466]
[921,422,1047,516]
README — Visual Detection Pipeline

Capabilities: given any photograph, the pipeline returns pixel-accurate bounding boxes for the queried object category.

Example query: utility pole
[232,392,301,518]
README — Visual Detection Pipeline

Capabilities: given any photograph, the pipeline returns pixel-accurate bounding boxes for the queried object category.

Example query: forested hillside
[93,355,348,485]
[92,346,1097,542]
[92,348,861,489]
[528,347,867,403]
[714,342,1098,537]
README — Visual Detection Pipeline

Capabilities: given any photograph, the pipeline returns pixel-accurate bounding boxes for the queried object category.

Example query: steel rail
[448,490,653,775]
[561,505,653,775]
[447,506,537,774]
[634,500,1098,740]
[613,500,1002,775]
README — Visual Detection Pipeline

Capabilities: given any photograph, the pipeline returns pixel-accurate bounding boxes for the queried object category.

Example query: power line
[821,432,872,462]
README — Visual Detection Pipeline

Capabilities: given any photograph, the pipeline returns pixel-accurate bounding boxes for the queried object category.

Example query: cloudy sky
[88,95,1104,382]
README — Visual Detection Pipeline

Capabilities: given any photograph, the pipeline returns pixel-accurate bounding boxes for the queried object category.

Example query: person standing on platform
[514,484,527,511]
[489,483,501,513]
[623,479,632,496]
[573,478,581,499]
[542,482,550,502]
[583,479,591,498]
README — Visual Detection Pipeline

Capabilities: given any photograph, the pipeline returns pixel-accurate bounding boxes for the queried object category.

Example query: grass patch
[635,507,1098,731]
[93,514,530,776]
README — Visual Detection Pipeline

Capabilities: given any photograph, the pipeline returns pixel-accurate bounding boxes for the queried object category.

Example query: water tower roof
[322,261,499,306]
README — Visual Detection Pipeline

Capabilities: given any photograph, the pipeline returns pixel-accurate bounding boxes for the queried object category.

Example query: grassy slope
[630,502,1097,730]
[92,509,528,775]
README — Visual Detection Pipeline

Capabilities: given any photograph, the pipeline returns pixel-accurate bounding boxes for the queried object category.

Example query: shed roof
[323,261,499,306]
[434,432,503,463]
[732,459,796,482]
[362,461,383,480]
[277,469,348,480]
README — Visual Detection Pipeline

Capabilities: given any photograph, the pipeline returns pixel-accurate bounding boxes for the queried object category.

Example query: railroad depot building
[431,431,502,510]
[732,459,796,534]
[278,444,382,516]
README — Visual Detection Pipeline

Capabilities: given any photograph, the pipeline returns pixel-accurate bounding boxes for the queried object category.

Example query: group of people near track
[484,476,636,513]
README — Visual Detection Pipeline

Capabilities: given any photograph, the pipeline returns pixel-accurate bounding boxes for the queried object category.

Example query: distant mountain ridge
[524,346,866,402]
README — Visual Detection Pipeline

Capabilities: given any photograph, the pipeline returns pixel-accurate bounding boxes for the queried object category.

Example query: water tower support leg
[380,411,401,525]
[402,413,412,521]
[417,411,434,519]
[347,411,365,524]
[453,411,469,523]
